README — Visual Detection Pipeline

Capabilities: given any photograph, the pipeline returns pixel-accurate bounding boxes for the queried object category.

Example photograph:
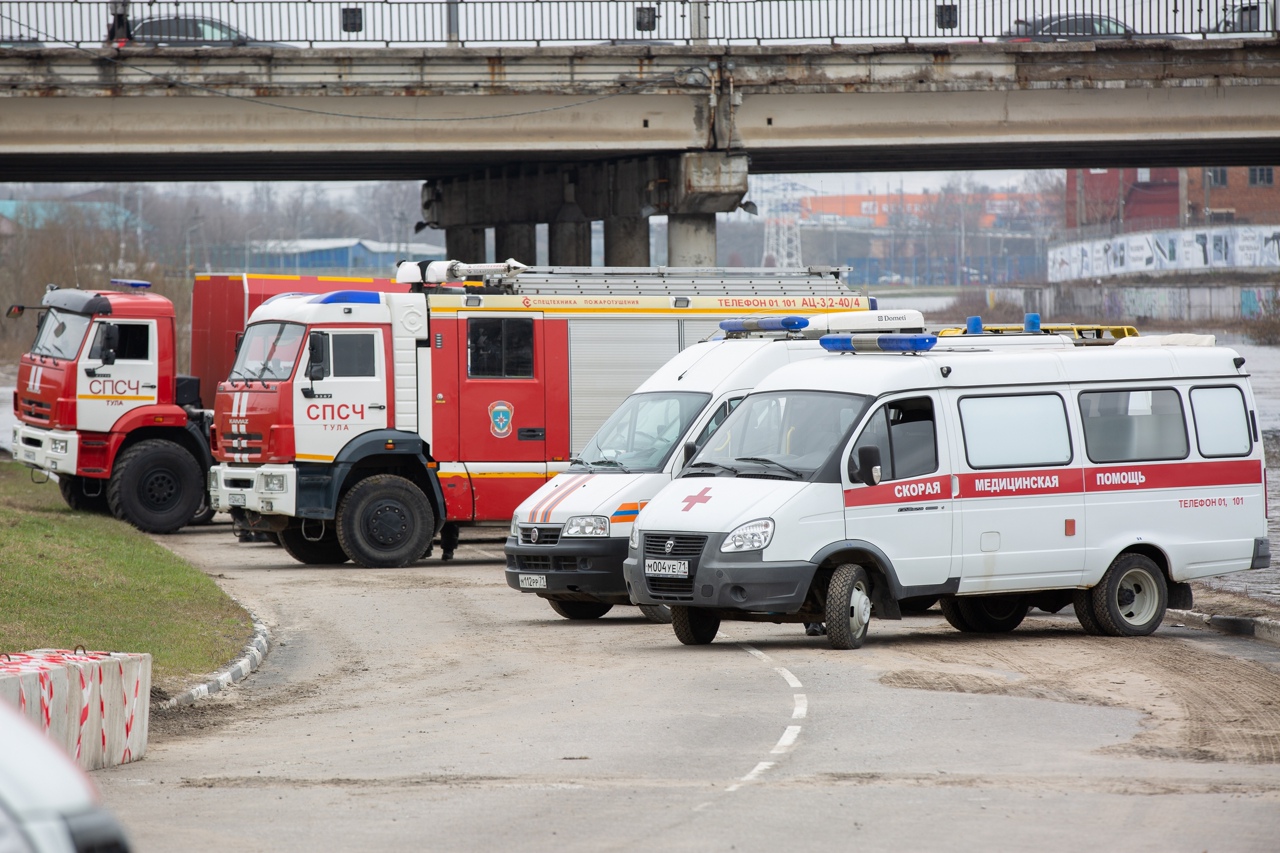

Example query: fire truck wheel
[1072,588,1105,635]
[637,604,673,624]
[671,606,720,645]
[939,597,974,632]
[57,475,110,514]
[1090,553,1168,637]
[825,563,872,650]
[547,599,613,620]
[336,475,434,569]
[107,439,204,534]
[279,525,349,565]
[956,596,1029,633]
[188,493,216,526]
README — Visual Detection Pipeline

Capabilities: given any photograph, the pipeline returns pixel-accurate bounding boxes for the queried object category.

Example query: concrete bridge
[2,38,1278,264]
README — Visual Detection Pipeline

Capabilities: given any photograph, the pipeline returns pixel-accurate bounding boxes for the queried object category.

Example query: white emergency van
[504,310,926,623]
[623,327,1270,649]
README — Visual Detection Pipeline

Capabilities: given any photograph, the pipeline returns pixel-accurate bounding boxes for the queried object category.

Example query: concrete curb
[161,606,271,708]
[1169,608,1280,647]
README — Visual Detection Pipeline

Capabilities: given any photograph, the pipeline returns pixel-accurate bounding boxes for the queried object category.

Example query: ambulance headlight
[49,438,68,454]
[721,518,775,552]
[564,516,609,537]
[259,472,288,493]
[629,524,640,551]
[511,512,520,538]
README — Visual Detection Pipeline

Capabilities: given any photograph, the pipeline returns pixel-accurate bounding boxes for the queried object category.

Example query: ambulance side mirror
[851,445,882,486]
[99,323,119,365]
[307,331,329,381]
[683,441,697,466]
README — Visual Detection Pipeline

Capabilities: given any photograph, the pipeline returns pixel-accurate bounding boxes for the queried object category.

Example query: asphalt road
[96,522,1280,852]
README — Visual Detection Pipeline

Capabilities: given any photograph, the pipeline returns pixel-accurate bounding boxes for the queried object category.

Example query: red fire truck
[207,260,869,568]
[7,273,403,533]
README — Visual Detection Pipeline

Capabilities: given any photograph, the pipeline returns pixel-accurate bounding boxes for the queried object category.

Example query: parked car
[0,35,44,48]
[120,17,293,48]
[1001,15,1184,41]
[1201,3,1272,35]
[0,701,132,852]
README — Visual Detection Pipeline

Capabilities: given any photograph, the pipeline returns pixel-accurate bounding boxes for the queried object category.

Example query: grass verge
[0,461,250,694]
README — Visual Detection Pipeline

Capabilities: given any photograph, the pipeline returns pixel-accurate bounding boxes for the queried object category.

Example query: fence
[2,1,1274,49]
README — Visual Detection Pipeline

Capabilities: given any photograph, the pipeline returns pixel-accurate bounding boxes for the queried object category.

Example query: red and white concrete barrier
[0,649,150,770]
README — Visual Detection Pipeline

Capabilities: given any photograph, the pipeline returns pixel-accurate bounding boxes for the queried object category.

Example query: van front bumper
[623,533,817,614]
[505,536,632,604]
[208,463,297,516]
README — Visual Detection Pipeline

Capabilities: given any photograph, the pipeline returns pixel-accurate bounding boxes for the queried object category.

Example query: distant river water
[2,333,1279,604]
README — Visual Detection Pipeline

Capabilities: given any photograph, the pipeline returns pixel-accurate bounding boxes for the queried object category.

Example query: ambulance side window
[331,333,376,378]
[1078,389,1188,463]
[1189,386,1251,458]
[852,397,937,480]
[468,318,534,379]
[692,397,744,451]
[959,394,1072,468]
[89,323,149,360]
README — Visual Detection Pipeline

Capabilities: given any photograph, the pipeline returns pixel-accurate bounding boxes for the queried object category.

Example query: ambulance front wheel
[637,604,673,624]
[336,474,434,569]
[1090,553,1167,637]
[826,563,871,650]
[671,606,720,645]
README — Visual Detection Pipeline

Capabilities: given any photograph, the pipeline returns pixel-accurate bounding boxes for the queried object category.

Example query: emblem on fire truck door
[489,401,514,438]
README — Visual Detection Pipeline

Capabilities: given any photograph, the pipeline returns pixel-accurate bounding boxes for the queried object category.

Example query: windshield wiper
[589,458,631,473]
[686,460,740,475]
[735,456,804,479]
[567,456,596,470]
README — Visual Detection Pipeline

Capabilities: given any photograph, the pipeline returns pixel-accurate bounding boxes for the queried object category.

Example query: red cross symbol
[681,487,713,512]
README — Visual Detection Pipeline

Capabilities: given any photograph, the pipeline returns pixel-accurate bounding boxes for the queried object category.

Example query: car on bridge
[1001,14,1185,42]
[118,16,294,48]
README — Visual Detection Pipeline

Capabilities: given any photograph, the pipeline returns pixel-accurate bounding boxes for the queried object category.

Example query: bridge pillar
[604,216,650,266]
[667,214,717,266]
[495,224,536,265]
[445,226,486,263]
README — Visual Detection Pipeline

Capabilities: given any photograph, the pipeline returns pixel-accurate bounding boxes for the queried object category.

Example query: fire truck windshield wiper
[686,461,740,475]
[735,457,803,479]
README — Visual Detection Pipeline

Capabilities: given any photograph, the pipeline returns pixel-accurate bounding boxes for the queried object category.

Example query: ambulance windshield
[30,308,92,360]
[687,390,870,480]
[572,391,710,473]
[230,322,307,382]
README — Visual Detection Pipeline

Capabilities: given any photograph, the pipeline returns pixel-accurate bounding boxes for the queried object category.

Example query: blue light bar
[965,316,983,334]
[110,278,151,289]
[868,296,878,310]
[718,316,809,333]
[1024,313,1041,333]
[819,333,938,353]
[309,291,382,305]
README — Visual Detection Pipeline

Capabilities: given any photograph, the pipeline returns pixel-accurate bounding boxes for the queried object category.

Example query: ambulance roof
[248,291,393,326]
[634,338,821,396]
[753,342,1247,399]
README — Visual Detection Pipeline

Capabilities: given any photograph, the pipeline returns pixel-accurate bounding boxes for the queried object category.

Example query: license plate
[23,450,35,461]
[645,559,689,578]
[519,574,547,589]
[228,493,247,507]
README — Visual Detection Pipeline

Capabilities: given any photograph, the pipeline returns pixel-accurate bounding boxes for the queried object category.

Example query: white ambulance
[623,327,1270,649]
[504,310,926,623]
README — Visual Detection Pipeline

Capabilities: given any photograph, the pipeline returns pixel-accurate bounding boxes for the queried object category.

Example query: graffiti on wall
[1049,225,1280,284]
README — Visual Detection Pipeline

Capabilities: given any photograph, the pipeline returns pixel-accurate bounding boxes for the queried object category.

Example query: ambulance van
[504,310,926,623]
[623,328,1270,649]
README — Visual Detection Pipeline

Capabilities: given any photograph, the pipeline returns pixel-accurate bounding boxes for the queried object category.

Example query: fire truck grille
[18,396,50,424]
[642,533,706,601]
[519,526,561,546]
[223,431,264,457]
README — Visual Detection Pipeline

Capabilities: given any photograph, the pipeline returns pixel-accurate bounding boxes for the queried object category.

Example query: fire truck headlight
[564,516,609,537]
[49,438,68,454]
[628,524,640,551]
[510,512,520,538]
[721,519,775,552]
[208,470,219,491]
[260,473,288,493]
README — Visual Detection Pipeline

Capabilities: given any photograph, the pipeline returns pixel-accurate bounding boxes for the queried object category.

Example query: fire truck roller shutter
[568,320,681,453]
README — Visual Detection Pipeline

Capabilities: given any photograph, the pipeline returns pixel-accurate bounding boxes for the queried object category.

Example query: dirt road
[96,522,1280,852]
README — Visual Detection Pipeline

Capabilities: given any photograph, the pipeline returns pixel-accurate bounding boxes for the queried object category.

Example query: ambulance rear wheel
[107,439,203,534]
[939,597,974,632]
[671,606,720,645]
[1072,588,1105,635]
[637,604,673,624]
[547,599,613,620]
[956,596,1029,632]
[57,475,110,514]
[1090,553,1168,637]
[279,524,349,565]
[825,563,871,650]
[336,475,434,569]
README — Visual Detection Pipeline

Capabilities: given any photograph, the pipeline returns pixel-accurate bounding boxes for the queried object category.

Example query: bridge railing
[2,1,1275,49]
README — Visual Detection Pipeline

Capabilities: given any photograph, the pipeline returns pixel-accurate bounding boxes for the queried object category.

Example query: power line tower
[758,177,810,267]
